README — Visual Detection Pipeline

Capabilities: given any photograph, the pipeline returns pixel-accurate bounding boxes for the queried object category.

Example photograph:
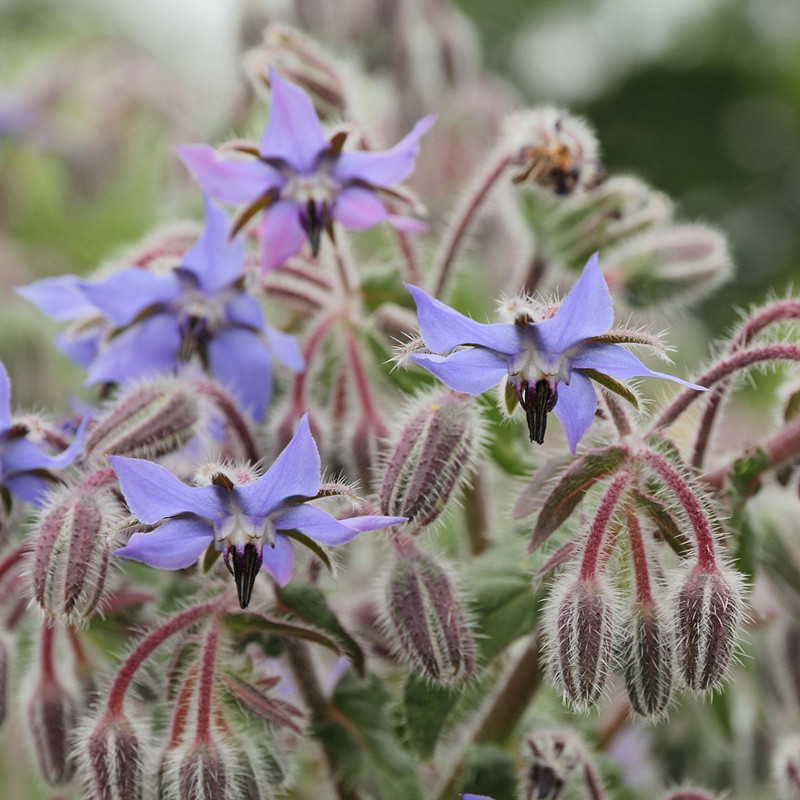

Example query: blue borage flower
[176,68,434,272]
[407,254,706,453]
[18,197,303,421]
[112,413,405,608]
[0,361,85,505]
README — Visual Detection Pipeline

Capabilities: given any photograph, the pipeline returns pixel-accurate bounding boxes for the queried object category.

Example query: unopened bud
[544,575,617,710]
[384,540,475,683]
[160,739,232,800]
[619,601,674,718]
[85,378,200,462]
[608,224,732,309]
[84,712,144,800]
[503,107,603,195]
[27,676,79,785]
[525,730,585,800]
[657,791,721,800]
[670,564,743,692]
[379,390,482,535]
[32,488,113,621]
[774,736,800,800]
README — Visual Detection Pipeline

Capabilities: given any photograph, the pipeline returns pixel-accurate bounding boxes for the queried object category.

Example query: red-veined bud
[544,575,618,711]
[31,487,114,622]
[383,539,475,683]
[774,736,800,800]
[524,730,586,800]
[85,378,200,462]
[83,712,145,800]
[160,737,241,800]
[379,390,483,535]
[619,600,674,718]
[669,563,743,692]
[27,673,79,785]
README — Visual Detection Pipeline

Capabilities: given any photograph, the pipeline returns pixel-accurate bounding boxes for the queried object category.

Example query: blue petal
[3,472,54,506]
[237,413,321,516]
[182,195,245,293]
[273,505,403,545]
[572,343,707,390]
[333,114,436,186]
[207,328,273,421]
[406,285,521,355]
[259,68,328,172]
[265,326,304,372]
[409,349,509,395]
[333,187,392,229]
[535,253,613,358]
[86,313,181,386]
[1,416,86,472]
[175,144,282,204]
[114,516,214,569]
[15,275,96,322]
[110,455,227,524]
[553,371,598,454]
[261,534,294,586]
[225,294,265,330]
[0,360,10,431]
[259,199,308,272]
[56,327,103,368]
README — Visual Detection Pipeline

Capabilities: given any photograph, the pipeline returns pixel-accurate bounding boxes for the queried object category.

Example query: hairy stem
[194,623,220,745]
[462,468,491,555]
[578,471,630,580]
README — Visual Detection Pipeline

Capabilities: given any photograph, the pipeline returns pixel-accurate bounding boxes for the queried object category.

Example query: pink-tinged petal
[333,114,436,186]
[175,144,282,204]
[553,371,598,454]
[15,275,96,322]
[207,328,272,422]
[259,200,307,272]
[182,195,244,293]
[387,215,427,233]
[80,269,181,327]
[114,516,214,569]
[535,253,614,357]
[409,349,509,395]
[572,343,706,390]
[238,413,321,516]
[110,455,227,524]
[259,68,327,171]
[265,326,304,372]
[406,284,521,355]
[261,534,294,586]
[333,186,391,229]
[0,361,11,430]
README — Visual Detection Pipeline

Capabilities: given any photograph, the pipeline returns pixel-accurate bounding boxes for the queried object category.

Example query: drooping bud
[524,730,586,800]
[503,106,603,196]
[544,575,618,710]
[84,712,145,800]
[619,600,674,718]
[774,735,800,800]
[85,378,201,462]
[160,739,234,800]
[32,488,113,622]
[607,224,732,310]
[379,390,483,535]
[384,539,475,683]
[669,563,743,692]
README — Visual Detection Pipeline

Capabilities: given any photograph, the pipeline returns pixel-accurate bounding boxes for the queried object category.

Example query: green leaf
[528,445,628,551]
[459,745,518,800]
[281,529,333,573]
[223,612,343,656]
[315,671,423,800]
[402,674,461,759]
[276,582,365,676]
[633,491,690,557]
[584,368,639,409]
[730,448,771,498]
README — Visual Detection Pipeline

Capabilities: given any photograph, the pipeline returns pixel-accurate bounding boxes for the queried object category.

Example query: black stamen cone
[304,199,323,256]
[224,544,263,609]
[522,379,558,445]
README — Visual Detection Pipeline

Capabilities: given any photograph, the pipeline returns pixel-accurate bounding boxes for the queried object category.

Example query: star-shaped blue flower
[176,68,434,272]
[18,197,303,421]
[407,254,705,453]
[112,413,405,608]
[0,361,85,505]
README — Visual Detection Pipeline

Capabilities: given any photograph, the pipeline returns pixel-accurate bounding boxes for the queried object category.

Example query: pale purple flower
[0,361,85,505]
[112,413,405,608]
[407,254,705,453]
[176,68,434,272]
[18,197,303,421]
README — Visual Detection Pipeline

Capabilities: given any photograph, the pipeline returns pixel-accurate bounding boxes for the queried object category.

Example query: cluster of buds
[523,729,601,800]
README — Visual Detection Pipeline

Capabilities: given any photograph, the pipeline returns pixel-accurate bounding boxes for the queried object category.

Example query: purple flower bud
[524,730,585,800]
[619,601,674,718]
[544,575,618,710]
[161,740,230,800]
[84,713,145,800]
[774,736,800,800]
[379,390,482,534]
[669,564,743,692]
[32,489,113,621]
[27,674,79,785]
[384,539,475,683]
[84,378,201,462]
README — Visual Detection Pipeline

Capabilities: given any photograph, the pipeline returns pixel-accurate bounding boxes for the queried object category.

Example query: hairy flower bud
[544,575,617,710]
[619,600,674,718]
[160,739,239,800]
[503,106,603,195]
[85,378,200,462]
[607,224,732,309]
[379,390,482,535]
[524,731,585,800]
[774,736,800,800]
[27,675,79,785]
[384,540,475,683]
[669,564,743,692]
[656,791,722,800]
[32,488,113,622]
[84,713,144,800]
